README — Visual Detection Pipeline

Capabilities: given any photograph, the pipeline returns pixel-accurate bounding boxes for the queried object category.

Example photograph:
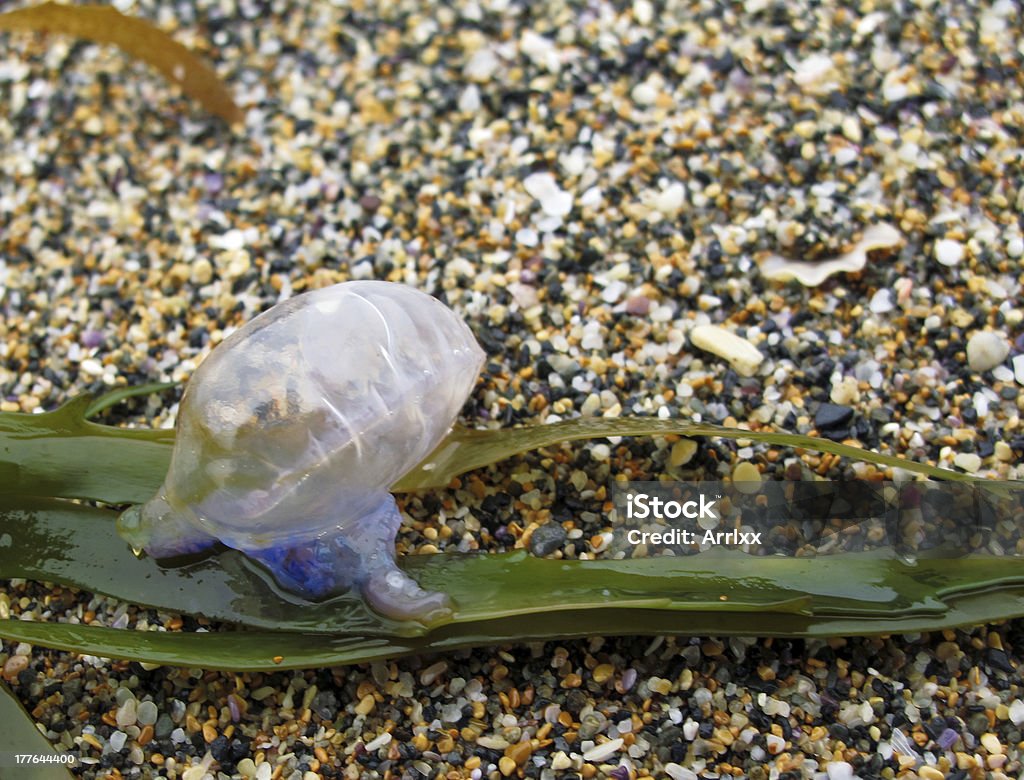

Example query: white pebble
[523,172,573,217]
[464,49,499,81]
[834,146,858,166]
[689,325,764,377]
[601,280,626,303]
[631,80,659,105]
[935,238,964,266]
[831,376,861,405]
[579,186,603,208]
[82,115,103,135]
[972,392,989,418]
[883,72,909,103]
[966,331,1009,372]
[137,700,158,725]
[793,52,836,93]
[551,751,572,770]
[826,761,854,780]
[533,218,560,237]
[109,731,127,752]
[855,11,886,38]
[953,452,982,473]
[520,30,559,72]
[80,358,105,377]
[651,182,686,216]
[869,289,894,313]
[764,697,790,717]
[515,228,538,247]
[210,228,246,251]
[1006,236,1023,258]
[980,732,1003,754]
[581,737,623,762]
[441,703,462,723]
[116,698,138,728]
[1013,354,1024,385]
[364,732,392,752]
[651,305,675,322]
[351,259,375,280]
[559,148,586,177]
[1009,699,1024,725]
[221,249,252,280]
[458,85,481,113]
[664,764,698,780]
[842,116,863,143]
[581,394,602,416]
[633,0,654,25]
[986,278,1008,299]
[993,365,1014,383]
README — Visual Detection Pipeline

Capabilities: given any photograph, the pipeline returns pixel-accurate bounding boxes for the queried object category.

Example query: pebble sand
[2,0,1024,778]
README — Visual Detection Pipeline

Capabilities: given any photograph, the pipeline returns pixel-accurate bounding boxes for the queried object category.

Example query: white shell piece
[760,223,903,286]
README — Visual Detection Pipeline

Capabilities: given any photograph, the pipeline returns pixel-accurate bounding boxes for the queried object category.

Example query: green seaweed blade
[3,392,1024,672]
[2,395,1010,506]
[5,497,1024,670]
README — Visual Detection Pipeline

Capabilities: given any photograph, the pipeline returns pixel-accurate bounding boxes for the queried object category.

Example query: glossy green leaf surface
[3,392,1024,672]
[2,394,1003,508]
[395,416,992,490]
[3,564,1024,671]
[4,497,1024,670]
[0,397,173,505]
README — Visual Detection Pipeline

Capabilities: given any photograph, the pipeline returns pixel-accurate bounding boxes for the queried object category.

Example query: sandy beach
[2,0,1024,778]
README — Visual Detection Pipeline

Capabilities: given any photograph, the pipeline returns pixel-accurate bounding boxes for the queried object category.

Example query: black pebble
[209,735,231,761]
[815,403,854,429]
[312,690,338,720]
[829,723,849,741]
[229,738,251,762]
[985,648,1015,674]
[530,522,567,557]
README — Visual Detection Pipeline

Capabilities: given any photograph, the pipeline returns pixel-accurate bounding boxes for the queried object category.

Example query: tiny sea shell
[118,280,485,621]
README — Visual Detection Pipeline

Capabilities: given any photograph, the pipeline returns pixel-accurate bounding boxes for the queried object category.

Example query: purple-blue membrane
[245,496,451,621]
